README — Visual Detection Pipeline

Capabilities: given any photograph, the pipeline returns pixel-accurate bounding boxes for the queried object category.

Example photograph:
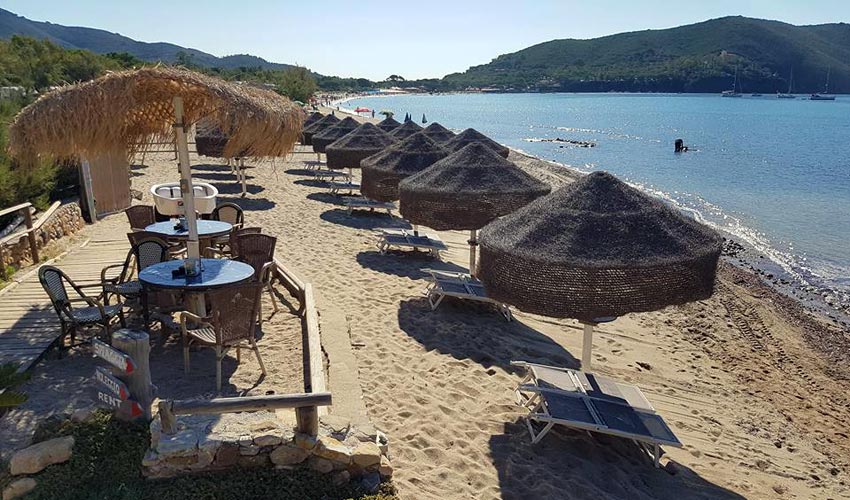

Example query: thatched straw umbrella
[390,120,423,140]
[420,122,455,144]
[312,116,359,154]
[376,115,401,132]
[195,118,229,158]
[325,123,397,172]
[444,128,510,158]
[302,114,340,146]
[303,111,324,129]
[361,132,449,203]
[8,66,302,285]
[478,171,722,369]
[399,143,550,271]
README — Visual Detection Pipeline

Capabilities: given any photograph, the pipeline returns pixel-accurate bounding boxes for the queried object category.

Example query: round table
[145,220,232,240]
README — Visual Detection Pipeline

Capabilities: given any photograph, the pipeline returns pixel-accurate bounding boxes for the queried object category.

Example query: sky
[1,1,849,80]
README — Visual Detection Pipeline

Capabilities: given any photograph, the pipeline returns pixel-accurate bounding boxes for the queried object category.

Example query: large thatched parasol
[312,116,359,154]
[477,171,722,369]
[420,122,455,143]
[302,114,340,146]
[325,123,397,171]
[360,132,449,202]
[8,66,302,285]
[195,118,229,158]
[399,142,550,271]
[303,111,324,129]
[389,120,423,140]
[376,115,401,132]
[444,128,510,158]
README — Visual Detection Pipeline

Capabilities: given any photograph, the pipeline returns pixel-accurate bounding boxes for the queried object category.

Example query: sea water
[343,93,850,312]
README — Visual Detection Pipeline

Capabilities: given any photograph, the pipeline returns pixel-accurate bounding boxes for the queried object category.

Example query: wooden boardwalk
[0,237,128,372]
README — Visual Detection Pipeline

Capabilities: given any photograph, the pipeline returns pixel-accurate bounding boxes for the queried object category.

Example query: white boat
[810,67,835,101]
[151,182,219,216]
[777,68,796,98]
[722,66,742,97]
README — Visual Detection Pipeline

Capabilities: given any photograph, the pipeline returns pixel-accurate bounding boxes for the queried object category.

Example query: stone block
[238,453,270,468]
[141,450,159,467]
[379,455,393,479]
[215,442,240,467]
[315,436,352,464]
[308,456,334,474]
[332,470,351,486]
[361,472,381,494]
[239,444,260,456]
[270,445,309,466]
[3,478,37,500]
[10,436,75,475]
[351,442,381,468]
[156,429,198,458]
[294,433,317,450]
[254,433,282,447]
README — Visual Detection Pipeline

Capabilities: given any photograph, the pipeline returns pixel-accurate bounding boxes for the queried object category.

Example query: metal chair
[233,233,278,324]
[180,283,266,392]
[125,205,155,231]
[39,265,126,347]
[101,239,170,306]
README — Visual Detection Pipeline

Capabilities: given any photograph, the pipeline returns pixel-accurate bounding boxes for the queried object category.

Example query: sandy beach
[2,121,849,499]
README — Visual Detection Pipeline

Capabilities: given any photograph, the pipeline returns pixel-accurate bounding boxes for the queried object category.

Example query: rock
[238,435,254,447]
[378,455,393,478]
[351,442,381,468]
[254,433,282,447]
[215,442,240,467]
[156,429,198,458]
[10,436,75,475]
[315,436,352,464]
[3,478,37,500]
[375,430,389,455]
[238,454,269,468]
[270,445,309,466]
[70,408,94,423]
[141,450,159,467]
[294,433,317,450]
[332,470,351,486]
[361,471,381,494]
[239,444,260,456]
[308,456,334,474]
[636,361,652,371]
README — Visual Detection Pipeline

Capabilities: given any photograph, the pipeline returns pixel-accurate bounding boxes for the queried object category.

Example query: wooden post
[468,229,478,276]
[159,401,176,434]
[112,329,154,420]
[21,206,39,264]
[296,406,318,436]
[79,158,97,223]
[581,322,594,372]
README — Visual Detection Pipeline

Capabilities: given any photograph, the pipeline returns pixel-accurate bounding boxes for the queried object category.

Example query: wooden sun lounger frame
[424,269,512,321]
[511,361,681,467]
[376,228,447,258]
[343,198,396,216]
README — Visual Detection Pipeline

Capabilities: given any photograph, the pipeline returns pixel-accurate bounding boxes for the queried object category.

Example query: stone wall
[144,411,392,492]
[0,203,86,270]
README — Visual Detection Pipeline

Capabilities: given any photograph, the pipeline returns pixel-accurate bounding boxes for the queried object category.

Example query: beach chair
[511,361,681,467]
[125,205,155,231]
[424,269,512,321]
[376,228,448,258]
[326,181,361,195]
[313,169,351,182]
[344,197,396,215]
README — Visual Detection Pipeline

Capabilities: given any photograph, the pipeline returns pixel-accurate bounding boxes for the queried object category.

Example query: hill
[442,17,850,93]
[0,8,292,70]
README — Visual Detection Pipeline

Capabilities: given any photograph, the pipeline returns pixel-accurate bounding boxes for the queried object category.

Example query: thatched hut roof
[360,132,449,202]
[398,143,550,230]
[303,111,324,129]
[8,66,303,161]
[477,171,723,321]
[302,114,340,146]
[389,120,423,140]
[376,115,401,132]
[312,116,360,153]
[444,128,509,158]
[420,122,455,143]
[325,123,397,170]
[195,118,229,158]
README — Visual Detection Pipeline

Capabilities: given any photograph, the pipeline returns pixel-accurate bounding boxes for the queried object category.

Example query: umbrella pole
[172,97,201,271]
[468,229,478,276]
[581,322,594,371]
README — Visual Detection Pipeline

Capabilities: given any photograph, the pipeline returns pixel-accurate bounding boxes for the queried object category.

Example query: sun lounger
[424,269,512,321]
[511,361,681,467]
[313,169,351,181]
[327,181,361,195]
[344,197,396,215]
[376,228,448,257]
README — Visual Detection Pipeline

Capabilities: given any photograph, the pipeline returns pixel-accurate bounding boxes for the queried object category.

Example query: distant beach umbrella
[302,114,340,146]
[477,171,722,369]
[444,128,510,158]
[325,123,397,171]
[355,107,372,113]
[361,132,449,202]
[390,120,423,140]
[376,115,401,132]
[420,122,455,143]
[399,143,550,271]
[312,116,360,153]
[303,111,324,129]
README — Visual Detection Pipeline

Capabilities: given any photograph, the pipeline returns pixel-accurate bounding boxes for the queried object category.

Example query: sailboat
[722,66,742,97]
[777,68,795,98]
[810,67,836,101]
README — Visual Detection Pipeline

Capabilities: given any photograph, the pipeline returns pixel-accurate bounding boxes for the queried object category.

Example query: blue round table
[145,220,232,239]
[139,259,254,291]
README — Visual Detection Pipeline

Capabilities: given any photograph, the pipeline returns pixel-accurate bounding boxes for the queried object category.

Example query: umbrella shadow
[285,168,321,176]
[295,179,330,188]
[356,250,466,279]
[215,182,265,196]
[319,208,408,231]
[306,192,346,206]
[192,172,241,182]
[231,197,276,212]
[191,163,232,172]
[397,297,578,373]
[490,419,746,499]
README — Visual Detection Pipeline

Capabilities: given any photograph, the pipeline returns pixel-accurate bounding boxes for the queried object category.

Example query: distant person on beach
[372,110,375,118]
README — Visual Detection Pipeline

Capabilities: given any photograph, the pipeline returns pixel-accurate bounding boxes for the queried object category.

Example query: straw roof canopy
[195,118,229,158]
[398,143,550,230]
[445,128,510,158]
[360,132,449,202]
[303,111,324,129]
[478,171,723,321]
[312,116,360,153]
[376,115,401,132]
[302,114,340,146]
[420,122,456,143]
[389,120,423,140]
[8,66,303,162]
[325,123,398,170]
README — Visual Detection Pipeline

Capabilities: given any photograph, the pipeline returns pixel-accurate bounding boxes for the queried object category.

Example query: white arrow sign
[92,339,135,373]
[95,367,129,400]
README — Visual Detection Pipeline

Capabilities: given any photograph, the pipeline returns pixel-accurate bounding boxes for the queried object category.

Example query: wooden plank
[0,202,31,218]
[170,392,332,416]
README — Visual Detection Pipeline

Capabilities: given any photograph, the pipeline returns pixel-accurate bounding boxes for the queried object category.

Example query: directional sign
[92,339,135,373]
[97,391,143,418]
[95,367,129,400]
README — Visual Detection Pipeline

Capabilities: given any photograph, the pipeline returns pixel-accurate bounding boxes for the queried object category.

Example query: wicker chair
[125,205,155,231]
[205,226,261,259]
[128,231,184,259]
[211,202,244,228]
[101,239,169,306]
[39,265,125,346]
[233,233,278,324]
[180,283,266,391]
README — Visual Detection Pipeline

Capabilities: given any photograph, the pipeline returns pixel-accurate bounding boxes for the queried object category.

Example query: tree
[386,74,405,82]
[276,66,317,103]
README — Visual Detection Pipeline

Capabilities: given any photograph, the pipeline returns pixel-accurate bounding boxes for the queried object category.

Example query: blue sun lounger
[376,228,447,258]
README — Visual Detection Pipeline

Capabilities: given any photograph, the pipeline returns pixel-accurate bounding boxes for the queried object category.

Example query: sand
[2,130,849,499]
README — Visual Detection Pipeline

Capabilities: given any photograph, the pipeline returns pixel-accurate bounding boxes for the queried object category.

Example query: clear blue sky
[2,0,848,80]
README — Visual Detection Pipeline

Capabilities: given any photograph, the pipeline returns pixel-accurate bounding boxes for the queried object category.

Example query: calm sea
[343,93,850,311]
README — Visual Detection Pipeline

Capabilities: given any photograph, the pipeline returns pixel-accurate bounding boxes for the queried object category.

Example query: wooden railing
[0,201,61,279]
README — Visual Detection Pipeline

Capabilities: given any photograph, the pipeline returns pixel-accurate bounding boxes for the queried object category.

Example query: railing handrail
[0,201,61,247]
[0,202,31,219]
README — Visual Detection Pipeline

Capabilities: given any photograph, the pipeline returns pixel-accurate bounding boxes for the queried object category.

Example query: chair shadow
[230,197,276,212]
[397,297,578,373]
[306,192,346,206]
[285,168,320,176]
[130,163,148,171]
[191,163,232,172]
[356,250,467,280]
[295,179,330,188]
[490,419,746,500]
[192,172,241,182]
[319,208,407,231]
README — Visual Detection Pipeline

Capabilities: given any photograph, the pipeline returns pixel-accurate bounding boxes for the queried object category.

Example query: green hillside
[442,17,850,93]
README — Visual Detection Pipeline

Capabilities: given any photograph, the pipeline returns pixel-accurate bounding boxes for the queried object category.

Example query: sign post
[92,329,154,420]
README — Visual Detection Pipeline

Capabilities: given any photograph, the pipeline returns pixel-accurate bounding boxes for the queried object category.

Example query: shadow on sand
[295,179,331,189]
[285,168,320,177]
[306,192,346,206]
[319,208,407,231]
[356,250,466,280]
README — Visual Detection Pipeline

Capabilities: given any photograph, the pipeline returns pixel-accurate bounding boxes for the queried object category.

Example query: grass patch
[2,411,397,500]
